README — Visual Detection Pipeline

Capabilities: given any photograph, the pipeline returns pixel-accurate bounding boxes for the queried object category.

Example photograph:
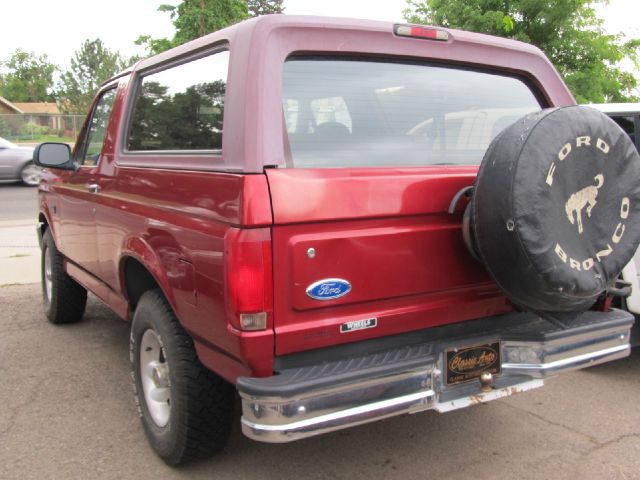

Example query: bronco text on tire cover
[472,106,640,315]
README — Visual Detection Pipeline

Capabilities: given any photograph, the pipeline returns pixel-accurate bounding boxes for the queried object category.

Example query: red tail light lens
[394,24,450,41]
[225,227,273,331]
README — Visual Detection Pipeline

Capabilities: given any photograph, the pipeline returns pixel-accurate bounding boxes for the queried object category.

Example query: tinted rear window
[127,50,229,152]
[283,58,542,168]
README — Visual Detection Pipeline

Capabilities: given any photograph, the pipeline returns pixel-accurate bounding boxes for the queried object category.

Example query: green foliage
[19,122,50,137]
[56,39,129,114]
[136,0,283,56]
[128,80,225,150]
[134,35,176,57]
[15,134,75,143]
[0,50,57,102]
[167,0,248,45]
[247,0,284,16]
[404,0,640,103]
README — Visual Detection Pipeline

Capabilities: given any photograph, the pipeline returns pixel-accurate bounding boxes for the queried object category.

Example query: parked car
[0,137,40,186]
[33,16,640,466]
[588,102,640,344]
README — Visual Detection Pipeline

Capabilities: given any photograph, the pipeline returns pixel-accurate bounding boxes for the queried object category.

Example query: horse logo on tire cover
[565,174,604,234]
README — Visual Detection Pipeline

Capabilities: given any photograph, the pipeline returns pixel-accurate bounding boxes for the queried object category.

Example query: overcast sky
[0,0,637,69]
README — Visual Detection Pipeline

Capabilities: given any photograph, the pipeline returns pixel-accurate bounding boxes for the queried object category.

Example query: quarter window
[127,50,229,152]
[81,89,116,166]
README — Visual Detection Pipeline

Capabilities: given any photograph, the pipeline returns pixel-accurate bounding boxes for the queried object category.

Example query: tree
[247,0,284,16]
[0,50,57,102]
[404,0,640,103]
[136,0,284,55]
[166,0,248,45]
[57,39,129,114]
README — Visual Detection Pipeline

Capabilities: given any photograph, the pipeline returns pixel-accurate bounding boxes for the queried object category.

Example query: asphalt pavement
[1,184,639,479]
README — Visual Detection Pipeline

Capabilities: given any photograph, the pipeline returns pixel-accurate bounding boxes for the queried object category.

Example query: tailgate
[267,167,511,355]
[270,54,544,355]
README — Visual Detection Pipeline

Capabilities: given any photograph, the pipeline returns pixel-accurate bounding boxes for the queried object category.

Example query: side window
[81,89,116,166]
[127,50,229,152]
[283,99,300,133]
[310,97,352,133]
[610,115,634,136]
[610,115,636,147]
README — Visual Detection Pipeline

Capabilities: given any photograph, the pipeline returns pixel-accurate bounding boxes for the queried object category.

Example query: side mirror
[33,142,75,170]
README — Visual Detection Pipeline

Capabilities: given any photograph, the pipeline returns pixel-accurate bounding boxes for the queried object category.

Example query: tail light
[393,24,450,41]
[225,227,273,331]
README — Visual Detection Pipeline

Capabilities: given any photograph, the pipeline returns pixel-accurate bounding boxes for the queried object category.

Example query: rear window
[127,50,229,152]
[282,58,542,168]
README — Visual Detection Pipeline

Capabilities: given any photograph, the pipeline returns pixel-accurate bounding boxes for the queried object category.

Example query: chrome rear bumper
[238,309,632,443]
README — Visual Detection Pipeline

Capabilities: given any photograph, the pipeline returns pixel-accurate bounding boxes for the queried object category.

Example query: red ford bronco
[33,16,640,465]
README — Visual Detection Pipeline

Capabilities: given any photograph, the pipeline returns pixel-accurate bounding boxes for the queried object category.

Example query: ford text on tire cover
[32,16,640,466]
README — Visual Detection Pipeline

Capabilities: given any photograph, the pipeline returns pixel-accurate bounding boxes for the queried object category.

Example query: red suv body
[34,16,634,465]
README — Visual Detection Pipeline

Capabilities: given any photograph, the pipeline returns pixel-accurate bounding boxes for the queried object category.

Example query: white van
[589,103,640,342]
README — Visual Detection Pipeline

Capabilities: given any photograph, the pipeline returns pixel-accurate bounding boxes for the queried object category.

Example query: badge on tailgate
[340,317,377,333]
[445,342,501,386]
[306,278,352,300]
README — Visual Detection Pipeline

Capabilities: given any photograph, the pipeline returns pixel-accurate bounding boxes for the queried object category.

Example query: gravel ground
[1,283,639,480]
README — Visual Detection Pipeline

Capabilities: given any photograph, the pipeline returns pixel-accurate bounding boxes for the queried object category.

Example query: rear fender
[37,204,56,248]
[119,236,176,314]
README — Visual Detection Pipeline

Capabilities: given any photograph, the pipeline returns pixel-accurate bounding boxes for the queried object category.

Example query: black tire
[472,106,640,315]
[42,229,87,324]
[130,290,234,466]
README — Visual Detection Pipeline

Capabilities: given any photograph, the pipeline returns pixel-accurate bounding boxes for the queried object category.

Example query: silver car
[0,137,40,186]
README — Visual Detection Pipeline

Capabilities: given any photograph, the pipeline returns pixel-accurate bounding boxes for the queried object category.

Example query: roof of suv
[123,15,548,75]
[106,14,575,173]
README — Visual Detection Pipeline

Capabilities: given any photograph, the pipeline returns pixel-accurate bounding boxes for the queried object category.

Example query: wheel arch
[119,237,177,315]
[37,210,53,249]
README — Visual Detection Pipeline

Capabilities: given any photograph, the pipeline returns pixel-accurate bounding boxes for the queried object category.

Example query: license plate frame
[444,341,501,386]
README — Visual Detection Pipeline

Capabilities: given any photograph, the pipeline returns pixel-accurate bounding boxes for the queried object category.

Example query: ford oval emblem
[306,278,352,301]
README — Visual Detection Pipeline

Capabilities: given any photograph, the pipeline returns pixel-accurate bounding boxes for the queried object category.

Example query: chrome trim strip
[502,344,629,373]
[242,389,435,434]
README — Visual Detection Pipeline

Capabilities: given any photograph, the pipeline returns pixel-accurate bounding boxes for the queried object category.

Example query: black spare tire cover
[472,106,640,313]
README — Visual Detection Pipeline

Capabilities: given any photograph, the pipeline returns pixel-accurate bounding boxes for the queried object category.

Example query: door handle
[88,184,101,194]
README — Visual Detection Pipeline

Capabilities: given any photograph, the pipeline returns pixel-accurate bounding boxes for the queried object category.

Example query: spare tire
[472,106,640,313]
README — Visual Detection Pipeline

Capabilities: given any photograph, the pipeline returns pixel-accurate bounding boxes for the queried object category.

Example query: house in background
[0,96,62,131]
[0,96,19,114]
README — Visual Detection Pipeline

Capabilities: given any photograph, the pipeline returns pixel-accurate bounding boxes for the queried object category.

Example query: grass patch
[13,135,75,144]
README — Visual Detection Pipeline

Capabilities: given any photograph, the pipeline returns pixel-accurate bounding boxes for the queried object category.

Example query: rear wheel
[20,162,41,186]
[42,229,87,324]
[130,290,234,465]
